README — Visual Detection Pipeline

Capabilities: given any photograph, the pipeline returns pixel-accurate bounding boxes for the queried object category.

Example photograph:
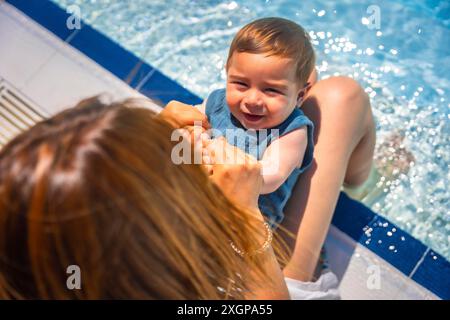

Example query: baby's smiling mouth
[242,112,264,122]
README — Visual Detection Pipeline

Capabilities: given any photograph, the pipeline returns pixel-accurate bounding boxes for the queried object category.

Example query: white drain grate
[0,79,47,148]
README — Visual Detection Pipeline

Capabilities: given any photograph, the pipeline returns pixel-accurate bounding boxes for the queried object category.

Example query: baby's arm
[260,127,308,194]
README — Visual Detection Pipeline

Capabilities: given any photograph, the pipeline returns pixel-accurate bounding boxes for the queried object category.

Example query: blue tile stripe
[5,0,75,41]
[333,193,427,276]
[7,0,450,300]
[411,249,450,299]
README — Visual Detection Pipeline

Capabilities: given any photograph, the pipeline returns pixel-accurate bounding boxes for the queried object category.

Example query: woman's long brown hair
[0,97,284,299]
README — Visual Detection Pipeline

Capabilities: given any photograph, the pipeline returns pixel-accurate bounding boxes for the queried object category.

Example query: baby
[197,17,316,226]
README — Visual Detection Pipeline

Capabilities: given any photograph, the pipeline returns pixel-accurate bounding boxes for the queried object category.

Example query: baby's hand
[158,100,210,129]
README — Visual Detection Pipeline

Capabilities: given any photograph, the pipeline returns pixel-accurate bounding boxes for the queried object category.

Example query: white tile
[1,1,161,115]
[21,33,163,114]
[390,275,437,299]
[325,226,358,281]
[325,226,439,300]
[0,4,160,115]
[22,51,126,114]
[0,5,56,88]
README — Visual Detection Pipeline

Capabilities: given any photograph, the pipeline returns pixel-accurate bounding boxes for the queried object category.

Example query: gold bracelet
[230,221,273,257]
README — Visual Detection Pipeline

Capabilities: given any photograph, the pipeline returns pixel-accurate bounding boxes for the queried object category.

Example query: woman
[0,97,289,299]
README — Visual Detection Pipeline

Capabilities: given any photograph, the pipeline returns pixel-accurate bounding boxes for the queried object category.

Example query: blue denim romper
[205,89,314,226]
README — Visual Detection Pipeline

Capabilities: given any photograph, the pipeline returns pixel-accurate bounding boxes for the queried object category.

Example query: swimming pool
[51,0,450,261]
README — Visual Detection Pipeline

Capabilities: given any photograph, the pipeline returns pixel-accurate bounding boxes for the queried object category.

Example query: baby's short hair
[226,17,315,86]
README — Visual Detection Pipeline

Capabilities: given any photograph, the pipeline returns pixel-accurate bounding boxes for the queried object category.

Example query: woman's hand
[204,137,290,299]
[158,100,210,129]
[205,137,263,211]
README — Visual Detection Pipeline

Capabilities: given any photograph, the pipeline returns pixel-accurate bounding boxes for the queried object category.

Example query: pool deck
[1,0,449,300]
[0,0,161,117]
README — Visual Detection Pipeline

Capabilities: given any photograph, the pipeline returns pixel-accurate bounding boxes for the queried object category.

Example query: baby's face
[226,52,302,130]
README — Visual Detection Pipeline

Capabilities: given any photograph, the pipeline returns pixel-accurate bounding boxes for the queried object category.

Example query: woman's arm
[158,100,210,129]
[208,137,290,299]
[194,99,206,114]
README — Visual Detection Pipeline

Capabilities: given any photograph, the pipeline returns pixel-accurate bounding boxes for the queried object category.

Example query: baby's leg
[280,76,375,281]
[343,109,376,187]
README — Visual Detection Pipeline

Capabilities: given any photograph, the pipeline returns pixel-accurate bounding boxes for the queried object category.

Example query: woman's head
[0,97,274,299]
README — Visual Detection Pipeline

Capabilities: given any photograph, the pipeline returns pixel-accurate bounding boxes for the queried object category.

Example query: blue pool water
[51,0,449,260]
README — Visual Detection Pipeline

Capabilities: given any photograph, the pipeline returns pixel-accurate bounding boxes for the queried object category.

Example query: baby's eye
[231,81,248,87]
[265,88,282,94]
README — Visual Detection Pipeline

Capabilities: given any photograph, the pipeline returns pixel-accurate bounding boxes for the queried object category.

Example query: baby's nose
[244,91,264,110]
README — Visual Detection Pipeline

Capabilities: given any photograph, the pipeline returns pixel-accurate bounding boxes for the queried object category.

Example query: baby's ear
[297,82,313,106]
[296,87,307,106]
